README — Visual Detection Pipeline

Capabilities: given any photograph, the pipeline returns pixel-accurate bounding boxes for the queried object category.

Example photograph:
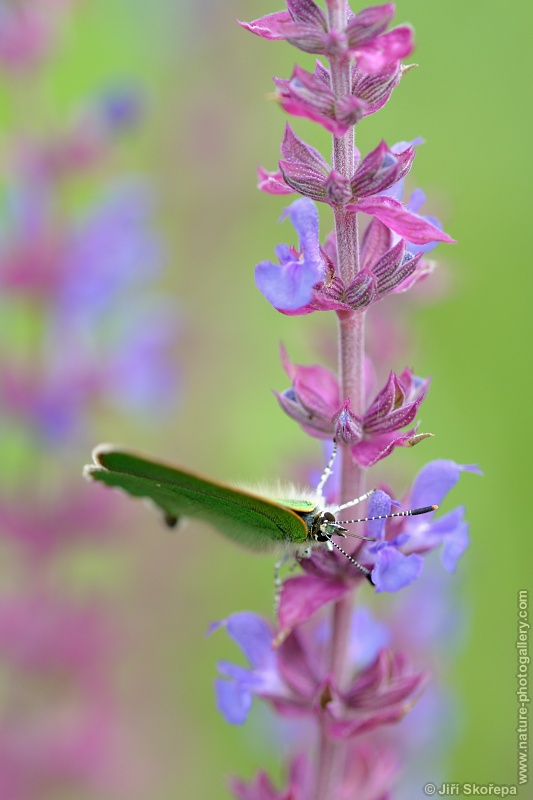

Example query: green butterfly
[85,443,436,581]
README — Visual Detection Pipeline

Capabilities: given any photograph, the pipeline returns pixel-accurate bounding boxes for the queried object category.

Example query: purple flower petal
[406,187,427,214]
[281,196,321,261]
[410,460,482,510]
[255,198,325,311]
[215,677,253,725]
[366,490,392,541]
[441,521,469,572]
[210,613,286,726]
[255,259,316,310]
[348,608,390,669]
[372,547,424,592]
[216,660,263,685]
[276,630,320,698]
[230,770,284,800]
[221,612,274,668]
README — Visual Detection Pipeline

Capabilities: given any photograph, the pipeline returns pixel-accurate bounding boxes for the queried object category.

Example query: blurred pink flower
[0,0,75,73]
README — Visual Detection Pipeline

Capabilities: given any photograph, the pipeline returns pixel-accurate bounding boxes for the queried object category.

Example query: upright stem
[338,309,366,501]
[329,8,368,656]
[313,5,367,799]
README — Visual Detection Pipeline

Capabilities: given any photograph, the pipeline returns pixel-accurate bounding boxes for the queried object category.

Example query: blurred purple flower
[0,6,178,798]
[0,361,99,445]
[102,299,179,415]
[98,85,143,132]
[59,180,162,325]
[6,88,143,184]
[0,177,178,443]
[0,178,161,313]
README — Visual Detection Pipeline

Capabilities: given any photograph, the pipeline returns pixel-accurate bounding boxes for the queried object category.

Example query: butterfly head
[314,511,348,542]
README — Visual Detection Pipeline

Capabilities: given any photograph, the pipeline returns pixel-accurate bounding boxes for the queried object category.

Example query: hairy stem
[313,5,367,799]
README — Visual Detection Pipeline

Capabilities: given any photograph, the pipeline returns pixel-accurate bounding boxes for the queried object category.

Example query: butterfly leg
[273,550,304,616]
[273,554,290,618]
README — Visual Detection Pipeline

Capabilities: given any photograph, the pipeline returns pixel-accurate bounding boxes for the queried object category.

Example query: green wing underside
[86,448,309,553]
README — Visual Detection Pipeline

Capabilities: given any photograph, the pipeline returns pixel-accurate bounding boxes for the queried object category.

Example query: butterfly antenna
[338,504,438,525]
[327,535,373,583]
[331,488,377,514]
[315,440,338,497]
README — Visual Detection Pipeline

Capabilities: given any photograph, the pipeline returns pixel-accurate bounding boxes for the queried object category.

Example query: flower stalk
[218,2,479,798]
[324,27,368,800]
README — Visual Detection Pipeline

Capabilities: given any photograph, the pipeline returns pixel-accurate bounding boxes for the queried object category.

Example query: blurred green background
[3,0,531,797]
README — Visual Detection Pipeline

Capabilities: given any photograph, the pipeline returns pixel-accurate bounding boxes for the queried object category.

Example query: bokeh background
[0,0,530,798]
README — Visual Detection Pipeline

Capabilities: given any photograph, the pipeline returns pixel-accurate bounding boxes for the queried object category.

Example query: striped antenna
[337,505,438,525]
[327,537,373,582]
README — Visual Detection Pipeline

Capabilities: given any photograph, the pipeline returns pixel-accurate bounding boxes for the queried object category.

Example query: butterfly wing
[84,445,308,553]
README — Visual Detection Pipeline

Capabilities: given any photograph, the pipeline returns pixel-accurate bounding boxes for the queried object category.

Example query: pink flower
[231,743,398,800]
[0,484,120,559]
[0,592,115,682]
[212,611,425,738]
[239,2,413,73]
[0,700,126,799]
[275,124,415,207]
[0,0,74,73]
[273,58,403,136]
[276,348,430,467]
